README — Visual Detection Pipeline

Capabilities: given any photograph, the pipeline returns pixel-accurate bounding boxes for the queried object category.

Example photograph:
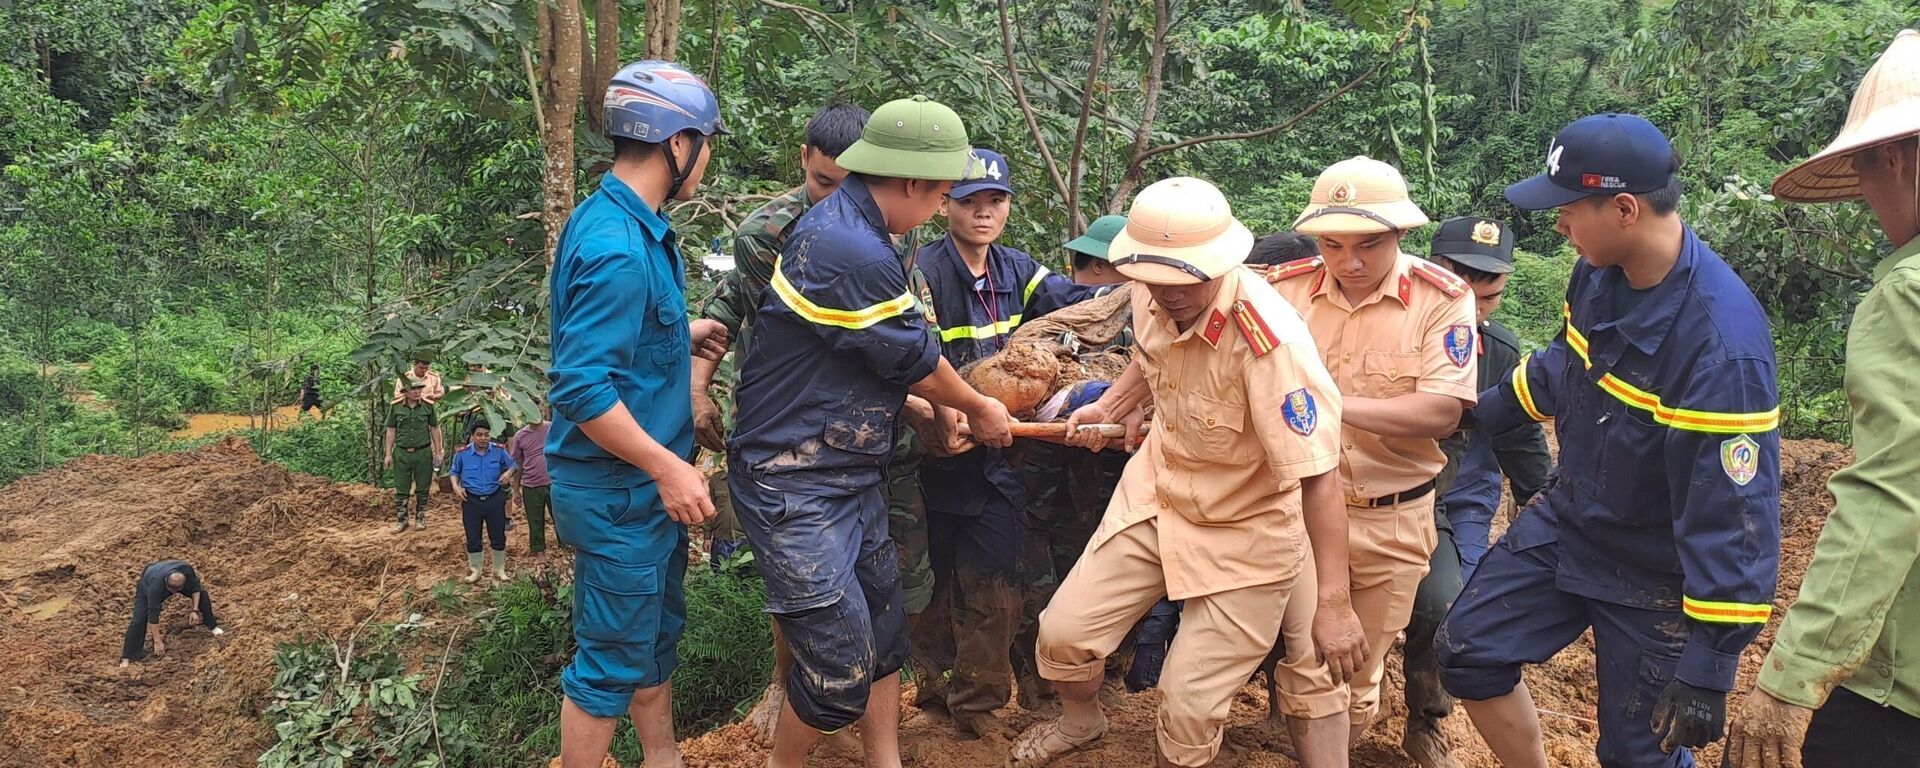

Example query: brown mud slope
[681,439,1854,768]
[0,438,468,768]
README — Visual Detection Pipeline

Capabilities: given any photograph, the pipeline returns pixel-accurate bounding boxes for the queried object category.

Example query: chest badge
[1283,388,1318,436]
[1444,324,1474,368]
[1720,434,1760,486]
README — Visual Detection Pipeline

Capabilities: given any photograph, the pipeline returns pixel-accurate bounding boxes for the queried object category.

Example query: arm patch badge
[1444,324,1474,368]
[1721,434,1759,486]
[1284,388,1318,436]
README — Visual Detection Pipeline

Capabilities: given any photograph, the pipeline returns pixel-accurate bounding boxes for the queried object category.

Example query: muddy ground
[0,437,1853,767]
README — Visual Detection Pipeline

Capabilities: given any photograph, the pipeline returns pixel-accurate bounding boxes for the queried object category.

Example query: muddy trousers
[392,446,432,522]
[730,463,907,732]
[462,491,508,553]
[1402,521,1465,726]
[1037,516,1297,767]
[928,500,1026,721]
[122,590,217,660]
[1438,534,1693,768]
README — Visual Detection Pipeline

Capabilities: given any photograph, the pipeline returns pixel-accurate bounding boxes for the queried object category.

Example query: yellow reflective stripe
[770,260,915,330]
[1512,352,1548,422]
[1023,266,1050,304]
[936,315,1024,342]
[1682,597,1773,624]
[1558,305,1778,434]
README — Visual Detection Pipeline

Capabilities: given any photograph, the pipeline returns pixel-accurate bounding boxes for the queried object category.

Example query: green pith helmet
[1064,215,1129,260]
[833,95,972,181]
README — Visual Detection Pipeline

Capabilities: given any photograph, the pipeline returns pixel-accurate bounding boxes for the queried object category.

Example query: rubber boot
[492,549,509,580]
[414,499,427,527]
[463,552,483,583]
[391,519,409,534]
[392,503,409,534]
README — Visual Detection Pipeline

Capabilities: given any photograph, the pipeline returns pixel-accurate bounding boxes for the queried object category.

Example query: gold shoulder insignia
[1268,256,1324,282]
[1231,300,1279,358]
[1411,260,1468,299]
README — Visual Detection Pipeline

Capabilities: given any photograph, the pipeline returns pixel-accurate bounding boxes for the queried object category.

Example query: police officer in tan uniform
[1010,177,1367,768]
[1266,157,1479,757]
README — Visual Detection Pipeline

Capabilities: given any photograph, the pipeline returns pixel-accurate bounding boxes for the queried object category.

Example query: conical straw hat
[1773,30,1920,202]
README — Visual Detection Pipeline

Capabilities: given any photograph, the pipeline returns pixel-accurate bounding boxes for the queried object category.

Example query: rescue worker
[120,559,224,667]
[544,60,730,768]
[726,95,1014,768]
[913,147,1109,738]
[1012,176,1366,768]
[1015,213,1136,712]
[1265,156,1479,756]
[384,380,443,532]
[391,355,445,404]
[1398,216,1552,768]
[451,423,518,582]
[1727,29,1920,767]
[1437,113,1782,768]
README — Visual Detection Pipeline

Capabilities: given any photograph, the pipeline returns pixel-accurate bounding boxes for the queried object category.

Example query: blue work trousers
[552,482,689,718]
[1438,533,1694,768]
[729,459,906,732]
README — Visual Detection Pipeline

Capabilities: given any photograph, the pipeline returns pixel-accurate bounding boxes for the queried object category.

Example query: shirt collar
[1584,225,1699,357]
[598,171,674,243]
[1313,252,1413,309]
[926,236,1018,293]
[837,175,891,240]
[1873,234,1920,283]
[1150,269,1243,347]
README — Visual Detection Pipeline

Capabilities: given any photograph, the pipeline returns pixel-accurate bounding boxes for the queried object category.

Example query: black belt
[401,445,430,452]
[1350,479,1436,509]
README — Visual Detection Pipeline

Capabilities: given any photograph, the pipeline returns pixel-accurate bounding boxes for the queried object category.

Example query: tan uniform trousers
[1035,516,1298,767]
[1274,491,1437,725]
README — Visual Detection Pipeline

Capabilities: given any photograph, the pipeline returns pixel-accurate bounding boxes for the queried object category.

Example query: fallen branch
[1539,707,1600,726]
[336,561,394,686]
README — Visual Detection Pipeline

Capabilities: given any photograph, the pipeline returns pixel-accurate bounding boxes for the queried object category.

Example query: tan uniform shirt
[391,370,446,404]
[1093,267,1344,600]
[1269,252,1478,499]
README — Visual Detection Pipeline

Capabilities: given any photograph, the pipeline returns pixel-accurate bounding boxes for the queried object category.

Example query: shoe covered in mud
[462,568,482,584]
[390,520,409,534]
[1402,716,1462,768]
[743,682,784,747]
[955,710,1016,740]
[1009,715,1107,768]
[464,552,484,584]
[492,550,508,580]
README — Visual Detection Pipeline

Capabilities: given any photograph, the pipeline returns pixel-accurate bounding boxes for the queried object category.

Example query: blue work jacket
[545,172,694,489]
[914,236,1106,512]
[1476,226,1782,692]
[450,443,517,496]
[729,176,942,485]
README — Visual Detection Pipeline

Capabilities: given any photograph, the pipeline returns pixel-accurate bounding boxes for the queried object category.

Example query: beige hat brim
[1772,130,1919,203]
[1108,219,1254,285]
[1291,199,1431,235]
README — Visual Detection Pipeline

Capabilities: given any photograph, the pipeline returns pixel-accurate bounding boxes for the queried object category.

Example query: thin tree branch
[1107,0,1171,213]
[997,0,1071,210]
[1063,0,1113,237]
[756,0,853,37]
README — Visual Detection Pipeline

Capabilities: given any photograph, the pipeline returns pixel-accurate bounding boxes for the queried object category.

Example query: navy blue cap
[950,148,1014,199]
[1505,114,1677,210]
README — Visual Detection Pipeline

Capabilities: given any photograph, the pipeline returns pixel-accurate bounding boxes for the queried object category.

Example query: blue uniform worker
[1438,115,1782,768]
[913,148,1108,728]
[545,61,725,728]
[728,95,993,735]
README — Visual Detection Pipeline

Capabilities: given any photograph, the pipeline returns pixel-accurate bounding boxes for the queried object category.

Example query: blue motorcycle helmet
[603,60,727,199]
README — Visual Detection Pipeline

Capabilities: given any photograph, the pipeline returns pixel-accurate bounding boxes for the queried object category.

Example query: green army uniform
[387,400,438,523]
[1757,236,1920,719]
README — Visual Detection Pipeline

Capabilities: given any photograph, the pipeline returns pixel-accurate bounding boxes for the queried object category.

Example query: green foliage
[1494,250,1578,352]
[245,415,373,483]
[258,638,437,768]
[674,567,776,731]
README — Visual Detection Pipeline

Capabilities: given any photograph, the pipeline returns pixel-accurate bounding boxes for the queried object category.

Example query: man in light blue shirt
[449,423,516,582]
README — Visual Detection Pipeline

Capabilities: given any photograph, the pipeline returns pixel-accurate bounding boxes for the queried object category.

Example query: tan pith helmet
[1293,156,1430,235]
[1774,30,1920,202]
[1107,177,1255,286]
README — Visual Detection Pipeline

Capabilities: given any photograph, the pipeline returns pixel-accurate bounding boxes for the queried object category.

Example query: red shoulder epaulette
[1266,256,1324,282]
[1410,260,1468,299]
[1231,300,1279,358]
[1202,309,1229,346]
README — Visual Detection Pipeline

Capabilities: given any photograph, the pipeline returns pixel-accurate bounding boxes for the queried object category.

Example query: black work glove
[1650,679,1726,753]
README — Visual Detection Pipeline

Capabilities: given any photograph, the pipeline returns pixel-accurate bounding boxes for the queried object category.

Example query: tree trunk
[585,0,621,135]
[1107,0,1170,213]
[644,0,683,60]
[538,0,585,267]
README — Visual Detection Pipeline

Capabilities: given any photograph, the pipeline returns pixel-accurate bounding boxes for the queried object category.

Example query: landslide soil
[0,437,1853,768]
[0,438,468,768]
